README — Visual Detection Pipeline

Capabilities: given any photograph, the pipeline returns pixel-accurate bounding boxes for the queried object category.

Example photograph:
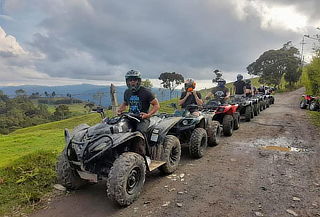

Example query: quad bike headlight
[182,120,189,125]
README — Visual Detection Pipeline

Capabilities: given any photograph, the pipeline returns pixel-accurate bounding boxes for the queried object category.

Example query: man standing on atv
[179,78,203,114]
[233,74,246,97]
[117,70,160,135]
[205,78,230,103]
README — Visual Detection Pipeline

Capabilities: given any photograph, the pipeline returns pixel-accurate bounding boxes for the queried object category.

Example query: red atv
[300,95,318,109]
[203,99,239,136]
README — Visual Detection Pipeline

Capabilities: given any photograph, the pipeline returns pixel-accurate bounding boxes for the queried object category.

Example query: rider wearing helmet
[117,70,160,135]
[233,74,246,97]
[179,78,203,108]
[205,78,230,103]
[245,79,252,97]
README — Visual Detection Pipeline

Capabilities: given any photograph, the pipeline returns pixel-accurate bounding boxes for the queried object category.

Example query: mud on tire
[159,135,181,174]
[189,128,208,158]
[300,100,307,109]
[223,114,234,136]
[56,150,87,190]
[107,152,146,206]
[207,120,221,146]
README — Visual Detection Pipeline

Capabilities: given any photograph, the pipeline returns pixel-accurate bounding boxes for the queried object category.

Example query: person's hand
[117,109,123,115]
[140,112,150,119]
[186,91,192,97]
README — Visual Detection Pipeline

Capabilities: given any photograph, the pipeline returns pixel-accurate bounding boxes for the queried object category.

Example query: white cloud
[0,26,27,55]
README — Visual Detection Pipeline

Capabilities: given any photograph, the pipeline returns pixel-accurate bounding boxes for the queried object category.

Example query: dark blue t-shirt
[124,87,155,114]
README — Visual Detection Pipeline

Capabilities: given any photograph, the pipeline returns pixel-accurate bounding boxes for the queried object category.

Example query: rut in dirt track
[31,88,320,217]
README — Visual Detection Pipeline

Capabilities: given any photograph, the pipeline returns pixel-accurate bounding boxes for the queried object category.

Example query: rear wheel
[56,150,87,190]
[223,115,234,136]
[159,135,181,174]
[189,128,208,158]
[107,152,146,206]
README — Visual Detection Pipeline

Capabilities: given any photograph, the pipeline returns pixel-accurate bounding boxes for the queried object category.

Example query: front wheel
[159,135,181,174]
[223,115,234,136]
[189,128,208,158]
[245,106,251,122]
[309,101,318,111]
[207,120,221,146]
[107,152,146,206]
[233,112,240,130]
[300,99,307,109]
[56,150,87,190]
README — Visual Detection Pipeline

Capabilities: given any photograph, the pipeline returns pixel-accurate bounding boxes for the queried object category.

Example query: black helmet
[237,74,243,81]
[125,70,142,92]
[217,78,226,87]
[184,78,196,91]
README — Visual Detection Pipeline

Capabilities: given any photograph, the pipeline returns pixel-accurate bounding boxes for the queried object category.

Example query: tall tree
[304,49,320,95]
[15,89,26,97]
[141,79,153,89]
[159,72,184,99]
[247,42,301,88]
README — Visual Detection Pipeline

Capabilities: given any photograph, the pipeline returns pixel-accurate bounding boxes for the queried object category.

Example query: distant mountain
[0,84,181,106]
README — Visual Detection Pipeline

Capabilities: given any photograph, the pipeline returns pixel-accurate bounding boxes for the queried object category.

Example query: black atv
[202,99,240,137]
[230,96,254,122]
[56,109,182,206]
[168,104,221,159]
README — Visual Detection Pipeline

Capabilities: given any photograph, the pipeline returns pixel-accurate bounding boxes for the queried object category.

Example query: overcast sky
[0,0,319,88]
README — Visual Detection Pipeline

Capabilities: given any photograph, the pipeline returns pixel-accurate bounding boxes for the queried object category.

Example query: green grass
[0,112,103,215]
[308,111,320,128]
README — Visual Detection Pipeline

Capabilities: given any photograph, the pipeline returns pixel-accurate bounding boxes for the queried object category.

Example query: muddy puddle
[247,137,308,152]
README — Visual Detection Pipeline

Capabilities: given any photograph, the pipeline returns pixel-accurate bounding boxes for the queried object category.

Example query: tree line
[0,91,72,134]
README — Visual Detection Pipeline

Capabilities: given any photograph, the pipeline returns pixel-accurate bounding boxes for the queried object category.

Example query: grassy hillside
[47,102,89,115]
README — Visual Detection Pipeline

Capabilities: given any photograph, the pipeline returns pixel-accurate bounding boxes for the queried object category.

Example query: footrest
[148,160,166,171]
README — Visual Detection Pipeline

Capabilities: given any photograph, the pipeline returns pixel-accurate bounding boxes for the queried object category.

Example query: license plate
[150,133,159,142]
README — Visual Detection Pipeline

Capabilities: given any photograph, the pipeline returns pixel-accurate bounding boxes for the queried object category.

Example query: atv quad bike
[203,99,239,137]
[300,95,317,109]
[168,104,221,159]
[56,110,182,207]
[230,96,254,122]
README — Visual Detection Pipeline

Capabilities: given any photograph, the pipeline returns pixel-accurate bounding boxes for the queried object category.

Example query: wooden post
[110,84,119,116]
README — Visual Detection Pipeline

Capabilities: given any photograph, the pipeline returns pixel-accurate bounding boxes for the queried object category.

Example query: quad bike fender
[149,117,182,145]
[67,131,145,167]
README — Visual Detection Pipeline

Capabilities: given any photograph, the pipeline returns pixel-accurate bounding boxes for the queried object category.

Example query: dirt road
[31,88,320,217]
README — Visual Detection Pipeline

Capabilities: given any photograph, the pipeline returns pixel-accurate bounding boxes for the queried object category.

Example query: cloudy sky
[0,0,319,88]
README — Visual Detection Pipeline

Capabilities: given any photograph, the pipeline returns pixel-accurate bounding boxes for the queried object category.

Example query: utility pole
[300,35,307,68]
[110,84,118,116]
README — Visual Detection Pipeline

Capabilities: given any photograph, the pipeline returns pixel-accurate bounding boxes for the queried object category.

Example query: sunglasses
[128,77,139,82]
